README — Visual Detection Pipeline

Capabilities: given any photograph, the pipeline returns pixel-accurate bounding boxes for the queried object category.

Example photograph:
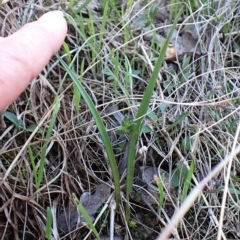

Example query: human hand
[0,11,67,111]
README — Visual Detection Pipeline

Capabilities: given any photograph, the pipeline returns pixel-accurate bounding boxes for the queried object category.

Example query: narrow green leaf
[73,59,84,116]
[74,0,92,13]
[99,0,108,45]
[155,174,165,215]
[62,41,71,62]
[45,207,53,240]
[125,8,183,222]
[57,56,120,208]
[180,136,192,151]
[171,162,189,187]
[72,193,100,240]
[182,161,194,201]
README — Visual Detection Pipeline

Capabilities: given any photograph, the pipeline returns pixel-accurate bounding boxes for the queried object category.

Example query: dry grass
[1,0,240,239]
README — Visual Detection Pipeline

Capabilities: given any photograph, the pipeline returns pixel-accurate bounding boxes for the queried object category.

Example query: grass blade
[73,193,100,240]
[182,160,195,201]
[57,56,120,207]
[154,174,165,215]
[73,58,85,116]
[45,207,53,240]
[125,8,183,222]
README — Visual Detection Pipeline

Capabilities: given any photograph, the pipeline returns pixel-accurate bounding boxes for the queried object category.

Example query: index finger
[0,11,67,110]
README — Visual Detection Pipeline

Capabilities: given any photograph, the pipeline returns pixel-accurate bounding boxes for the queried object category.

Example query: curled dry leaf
[160,28,201,60]
[165,44,177,59]
[153,174,160,183]
[57,182,111,234]
[170,30,201,60]
[80,182,111,216]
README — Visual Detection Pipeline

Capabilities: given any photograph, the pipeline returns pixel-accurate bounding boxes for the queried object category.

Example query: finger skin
[0,11,67,111]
